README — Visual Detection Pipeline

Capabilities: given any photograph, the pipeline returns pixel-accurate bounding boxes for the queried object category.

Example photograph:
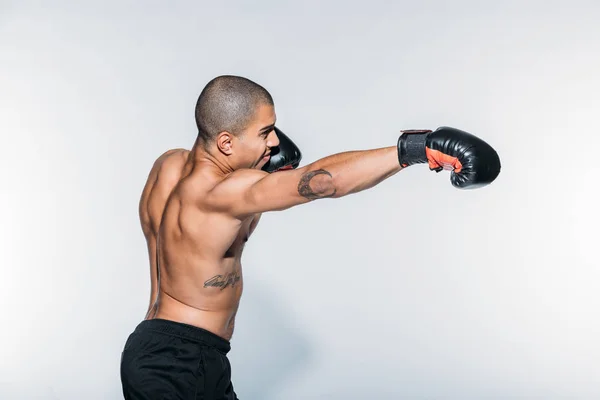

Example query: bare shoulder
[154,148,190,175]
[197,168,268,214]
[139,148,190,231]
[211,168,271,197]
[143,149,189,187]
[221,168,269,185]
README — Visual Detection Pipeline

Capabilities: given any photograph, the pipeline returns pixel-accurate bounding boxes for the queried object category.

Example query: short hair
[195,75,274,145]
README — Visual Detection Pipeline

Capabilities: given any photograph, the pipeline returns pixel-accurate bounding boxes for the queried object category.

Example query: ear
[216,131,234,155]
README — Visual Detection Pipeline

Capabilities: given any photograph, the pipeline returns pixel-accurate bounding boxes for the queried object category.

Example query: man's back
[140,149,260,340]
[139,148,190,319]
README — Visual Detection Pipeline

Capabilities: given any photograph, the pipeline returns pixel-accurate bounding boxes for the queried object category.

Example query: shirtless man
[120,75,501,399]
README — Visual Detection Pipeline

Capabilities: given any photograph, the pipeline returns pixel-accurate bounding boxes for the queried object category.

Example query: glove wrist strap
[397,130,430,167]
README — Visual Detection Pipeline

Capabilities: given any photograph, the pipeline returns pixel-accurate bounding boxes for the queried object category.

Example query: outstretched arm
[204,125,502,219]
[205,145,402,218]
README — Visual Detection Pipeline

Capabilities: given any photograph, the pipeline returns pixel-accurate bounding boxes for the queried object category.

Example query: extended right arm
[207,145,402,218]
[206,126,501,219]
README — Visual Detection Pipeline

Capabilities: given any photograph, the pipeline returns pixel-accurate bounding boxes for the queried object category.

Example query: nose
[266,128,280,148]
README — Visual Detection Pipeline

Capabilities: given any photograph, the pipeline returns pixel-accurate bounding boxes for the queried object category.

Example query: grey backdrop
[1,1,599,399]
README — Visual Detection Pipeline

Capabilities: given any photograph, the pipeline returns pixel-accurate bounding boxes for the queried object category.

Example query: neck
[191,136,235,175]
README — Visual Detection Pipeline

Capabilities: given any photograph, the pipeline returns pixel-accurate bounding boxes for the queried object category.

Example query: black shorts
[120,318,238,400]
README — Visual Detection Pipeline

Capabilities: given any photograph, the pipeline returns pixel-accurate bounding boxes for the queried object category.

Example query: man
[120,75,501,399]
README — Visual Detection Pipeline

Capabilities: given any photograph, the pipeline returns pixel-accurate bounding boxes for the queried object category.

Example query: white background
[1,1,599,399]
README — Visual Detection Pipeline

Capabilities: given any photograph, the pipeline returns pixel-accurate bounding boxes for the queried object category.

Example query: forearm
[304,146,401,199]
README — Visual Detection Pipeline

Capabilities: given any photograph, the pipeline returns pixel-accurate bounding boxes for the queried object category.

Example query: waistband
[137,318,231,354]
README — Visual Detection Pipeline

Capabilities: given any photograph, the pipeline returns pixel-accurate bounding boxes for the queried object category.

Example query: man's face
[237,103,280,169]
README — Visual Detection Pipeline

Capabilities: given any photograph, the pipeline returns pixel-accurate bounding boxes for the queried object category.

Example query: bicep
[205,168,320,218]
[245,171,312,213]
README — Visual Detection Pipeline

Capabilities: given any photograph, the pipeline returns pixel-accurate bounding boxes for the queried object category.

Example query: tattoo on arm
[297,169,337,200]
[204,271,241,290]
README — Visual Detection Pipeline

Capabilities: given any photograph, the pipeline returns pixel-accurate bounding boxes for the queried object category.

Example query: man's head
[195,75,279,169]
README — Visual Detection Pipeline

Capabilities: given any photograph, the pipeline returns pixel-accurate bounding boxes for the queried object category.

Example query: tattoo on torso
[204,272,241,290]
[297,169,336,199]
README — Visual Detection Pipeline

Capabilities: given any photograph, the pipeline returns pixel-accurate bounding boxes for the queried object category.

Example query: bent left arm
[249,127,301,236]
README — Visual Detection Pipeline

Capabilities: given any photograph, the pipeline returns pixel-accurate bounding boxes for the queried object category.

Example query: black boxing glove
[397,126,501,189]
[262,127,302,172]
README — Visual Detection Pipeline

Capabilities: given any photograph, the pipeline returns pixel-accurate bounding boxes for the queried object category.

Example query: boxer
[120,75,500,399]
